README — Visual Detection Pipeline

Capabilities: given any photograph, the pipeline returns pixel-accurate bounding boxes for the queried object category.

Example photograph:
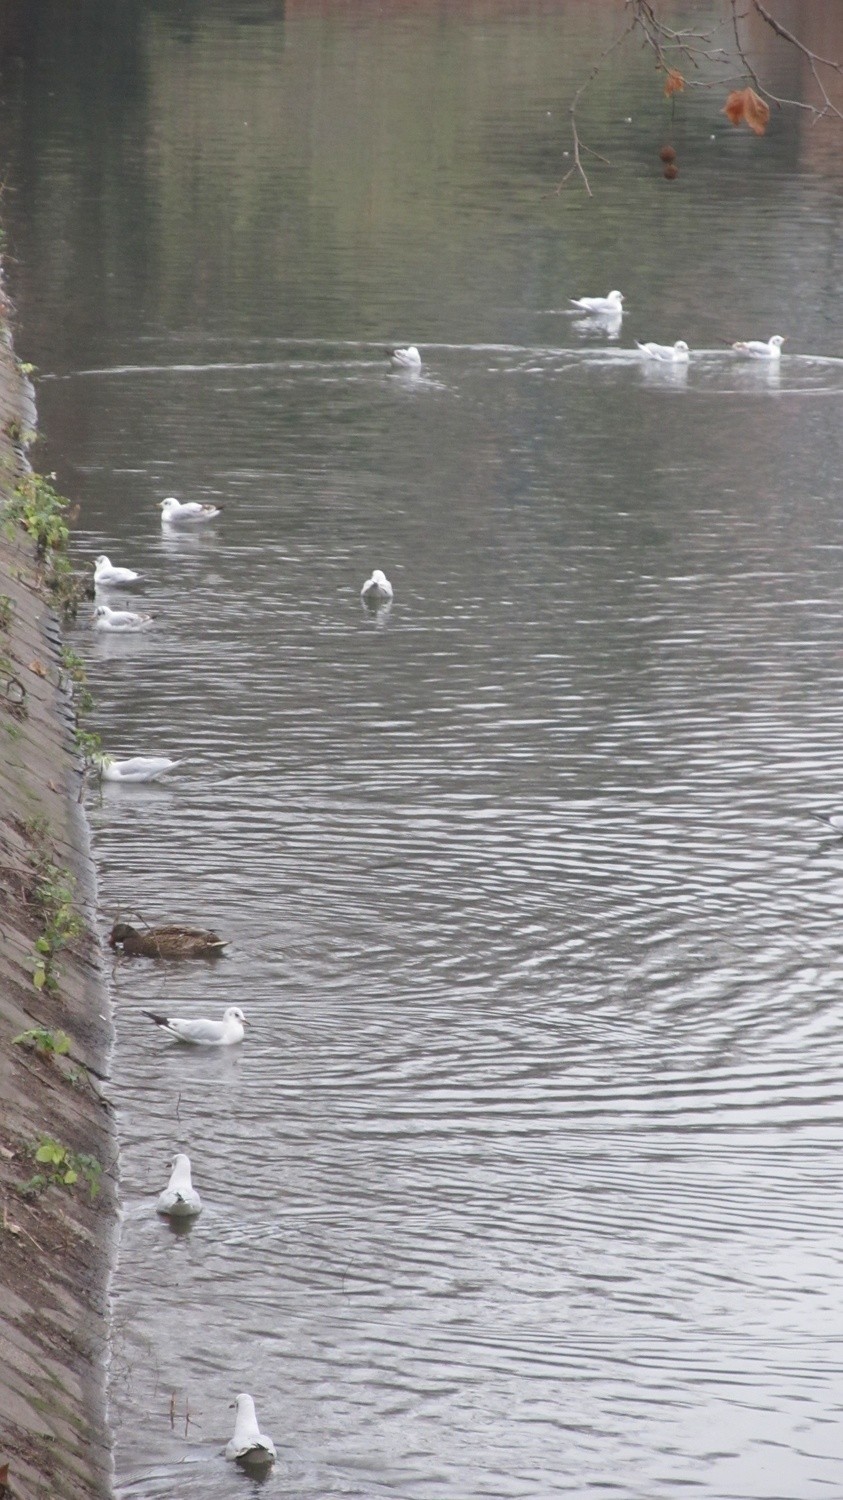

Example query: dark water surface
[5,2,843,1495]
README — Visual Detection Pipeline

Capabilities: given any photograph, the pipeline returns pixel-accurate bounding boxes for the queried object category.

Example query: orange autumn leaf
[664,69,685,97]
[723,86,770,136]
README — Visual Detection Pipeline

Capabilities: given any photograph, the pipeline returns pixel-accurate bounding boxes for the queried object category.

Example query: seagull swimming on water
[361,569,393,604]
[732,334,785,359]
[157,1153,202,1217]
[225,1394,276,1468]
[635,340,690,363]
[97,755,183,783]
[570,290,625,316]
[142,1006,248,1046]
[386,345,422,371]
[94,554,140,587]
[94,603,154,632]
[159,496,222,524]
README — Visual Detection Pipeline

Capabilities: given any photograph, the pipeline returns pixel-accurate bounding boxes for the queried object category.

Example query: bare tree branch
[748,0,843,124]
[561,0,843,193]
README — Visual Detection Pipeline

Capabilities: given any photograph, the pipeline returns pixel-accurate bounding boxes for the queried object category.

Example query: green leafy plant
[60,645,93,715]
[13,1026,72,1057]
[74,725,102,763]
[5,472,70,558]
[21,1136,102,1199]
[3,471,89,621]
[28,862,83,993]
[0,594,12,630]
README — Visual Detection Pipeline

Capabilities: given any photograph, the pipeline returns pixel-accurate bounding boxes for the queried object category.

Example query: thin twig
[562,18,635,194]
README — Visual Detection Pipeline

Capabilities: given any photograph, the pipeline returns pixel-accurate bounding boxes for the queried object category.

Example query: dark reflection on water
[5,1,843,1497]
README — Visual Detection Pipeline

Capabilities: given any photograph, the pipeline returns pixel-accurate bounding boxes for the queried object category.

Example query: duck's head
[109,922,138,946]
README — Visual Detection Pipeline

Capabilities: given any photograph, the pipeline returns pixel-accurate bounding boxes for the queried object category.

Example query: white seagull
[570,290,624,316]
[387,345,422,371]
[94,554,140,587]
[635,339,690,363]
[159,496,222,525]
[157,1153,202,1218]
[142,1005,248,1046]
[361,569,393,604]
[732,334,785,359]
[225,1394,276,1468]
[94,603,153,632]
[97,755,182,783]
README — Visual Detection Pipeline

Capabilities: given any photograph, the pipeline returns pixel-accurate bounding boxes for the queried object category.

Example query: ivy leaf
[723,87,770,135]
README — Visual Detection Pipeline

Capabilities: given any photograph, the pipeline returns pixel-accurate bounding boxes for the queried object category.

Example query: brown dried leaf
[664,69,685,97]
[723,87,770,135]
[28,659,47,678]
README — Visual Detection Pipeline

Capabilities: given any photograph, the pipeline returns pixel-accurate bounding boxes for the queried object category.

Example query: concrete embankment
[0,303,115,1497]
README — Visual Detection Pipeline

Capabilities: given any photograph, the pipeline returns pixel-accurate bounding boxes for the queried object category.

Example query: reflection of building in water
[743,0,843,177]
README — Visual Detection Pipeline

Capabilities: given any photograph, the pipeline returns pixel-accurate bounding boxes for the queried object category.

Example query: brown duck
[109,921,228,960]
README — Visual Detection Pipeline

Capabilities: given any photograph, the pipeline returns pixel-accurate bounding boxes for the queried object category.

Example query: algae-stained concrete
[0,310,115,1496]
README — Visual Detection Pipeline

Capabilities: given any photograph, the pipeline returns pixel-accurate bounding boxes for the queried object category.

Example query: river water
[5,1,843,1496]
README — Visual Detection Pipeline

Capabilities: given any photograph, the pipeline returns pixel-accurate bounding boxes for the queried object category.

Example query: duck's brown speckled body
[109,921,228,959]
